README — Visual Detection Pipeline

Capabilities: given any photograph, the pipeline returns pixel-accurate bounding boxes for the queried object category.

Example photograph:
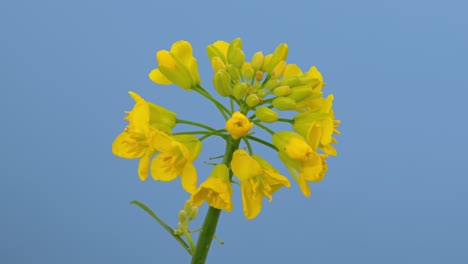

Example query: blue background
[2,0,467,263]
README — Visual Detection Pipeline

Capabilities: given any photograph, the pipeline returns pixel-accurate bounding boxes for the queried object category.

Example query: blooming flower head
[293,94,340,155]
[149,40,201,90]
[231,149,290,219]
[112,91,177,181]
[225,112,254,139]
[151,134,202,193]
[190,164,233,212]
[273,131,324,197]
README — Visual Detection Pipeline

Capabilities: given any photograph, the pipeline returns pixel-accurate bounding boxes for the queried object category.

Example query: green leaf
[130,200,192,255]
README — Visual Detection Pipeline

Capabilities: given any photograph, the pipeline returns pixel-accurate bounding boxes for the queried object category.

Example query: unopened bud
[227,38,243,67]
[173,227,183,235]
[242,62,255,81]
[233,83,249,99]
[265,79,280,89]
[262,54,272,72]
[270,60,287,79]
[226,64,241,84]
[279,76,300,87]
[298,76,320,87]
[256,88,269,98]
[211,57,226,72]
[272,97,296,110]
[273,85,291,96]
[255,107,279,123]
[230,48,245,69]
[246,94,260,107]
[178,210,187,222]
[265,43,288,73]
[206,44,226,63]
[156,50,193,90]
[213,70,232,97]
[189,206,198,220]
[251,51,264,71]
[255,71,264,82]
[288,86,313,101]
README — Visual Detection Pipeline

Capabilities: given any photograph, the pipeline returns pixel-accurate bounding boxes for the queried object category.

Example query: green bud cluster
[207,39,326,126]
[173,200,198,236]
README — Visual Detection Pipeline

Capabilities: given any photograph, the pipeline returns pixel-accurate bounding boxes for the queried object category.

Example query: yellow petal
[151,153,180,182]
[170,40,193,65]
[283,64,303,77]
[213,40,229,58]
[241,182,263,219]
[112,132,145,159]
[298,176,311,197]
[180,163,197,193]
[138,153,151,181]
[148,68,172,85]
[231,150,263,181]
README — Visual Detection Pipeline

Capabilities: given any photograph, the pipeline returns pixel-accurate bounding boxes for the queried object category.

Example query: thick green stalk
[191,137,240,264]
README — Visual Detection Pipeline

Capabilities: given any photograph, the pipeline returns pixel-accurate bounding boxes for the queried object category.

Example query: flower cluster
[113,38,339,220]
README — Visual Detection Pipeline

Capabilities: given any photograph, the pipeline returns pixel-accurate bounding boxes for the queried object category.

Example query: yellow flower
[151,134,202,193]
[112,91,176,181]
[190,164,233,212]
[293,95,340,155]
[273,132,324,197]
[231,150,290,219]
[149,40,201,90]
[225,112,253,139]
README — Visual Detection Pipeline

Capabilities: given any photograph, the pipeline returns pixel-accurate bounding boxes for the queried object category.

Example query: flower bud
[189,206,198,220]
[279,76,300,87]
[227,38,244,68]
[178,210,187,222]
[206,44,227,63]
[270,60,287,79]
[298,76,320,87]
[213,70,232,97]
[262,54,272,72]
[272,97,296,110]
[251,51,264,71]
[211,57,226,72]
[255,107,278,123]
[242,62,255,81]
[233,83,249,99]
[273,85,291,96]
[226,64,241,84]
[173,227,183,235]
[225,112,254,139]
[256,88,269,98]
[288,86,313,101]
[183,200,192,214]
[255,71,264,82]
[264,43,288,73]
[156,50,193,90]
[246,94,260,107]
[265,79,280,89]
[229,48,245,69]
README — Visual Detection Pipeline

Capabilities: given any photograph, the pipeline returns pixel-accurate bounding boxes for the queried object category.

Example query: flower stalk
[191,136,240,264]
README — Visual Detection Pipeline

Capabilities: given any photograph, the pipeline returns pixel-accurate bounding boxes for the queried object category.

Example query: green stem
[191,136,240,264]
[194,85,231,120]
[198,129,227,142]
[172,130,209,136]
[184,231,196,252]
[177,119,216,131]
[277,118,294,124]
[254,121,275,135]
[243,137,253,155]
[246,135,278,151]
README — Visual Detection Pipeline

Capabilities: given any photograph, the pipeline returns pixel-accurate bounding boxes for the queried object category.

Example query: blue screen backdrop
[1,0,467,263]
